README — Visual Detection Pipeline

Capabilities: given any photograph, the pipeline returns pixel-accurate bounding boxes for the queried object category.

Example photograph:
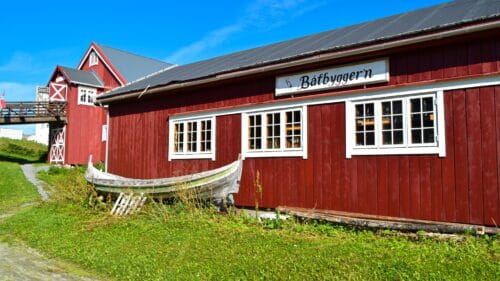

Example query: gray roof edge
[95,43,173,67]
[98,2,500,100]
[59,66,105,88]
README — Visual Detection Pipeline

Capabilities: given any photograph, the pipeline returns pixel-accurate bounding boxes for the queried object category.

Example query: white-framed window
[102,124,108,142]
[89,51,98,66]
[242,106,308,159]
[78,86,97,106]
[345,91,446,158]
[168,116,216,160]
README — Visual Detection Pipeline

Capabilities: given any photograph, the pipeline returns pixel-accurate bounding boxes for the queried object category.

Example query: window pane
[382,117,391,130]
[393,100,402,114]
[411,98,421,112]
[366,132,375,145]
[356,133,364,145]
[382,101,391,115]
[393,116,403,129]
[411,114,421,128]
[393,130,403,144]
[411,129,422,144]
[423,129,434,143]
[423,113,433,127]
[382,131,392,144]
[286,110,301,149]
[365,103,374,117]
[355,104,363,117]
[365,118,374,131]
[422,97,433,111]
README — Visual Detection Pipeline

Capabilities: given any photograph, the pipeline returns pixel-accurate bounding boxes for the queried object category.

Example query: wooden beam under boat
[277,206,499,235]
[85,155,243,200]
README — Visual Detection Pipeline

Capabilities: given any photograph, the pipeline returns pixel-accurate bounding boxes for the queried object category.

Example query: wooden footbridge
[0,101,66,124]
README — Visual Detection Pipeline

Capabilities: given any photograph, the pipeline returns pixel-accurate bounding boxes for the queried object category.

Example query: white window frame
[168,116,216,160]
[77,86,97,106]
[101,124,108,142]
[345,90,445,158]
[242,106,308,159]
[89,51,98,66]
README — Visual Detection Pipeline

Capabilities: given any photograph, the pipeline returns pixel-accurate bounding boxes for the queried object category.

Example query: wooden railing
[0,101,67,124]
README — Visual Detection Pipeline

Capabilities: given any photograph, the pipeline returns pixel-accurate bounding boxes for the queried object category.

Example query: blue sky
[1,0,448,135]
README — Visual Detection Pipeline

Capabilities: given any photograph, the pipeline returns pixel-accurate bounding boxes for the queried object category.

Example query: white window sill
[346,146,443,158]
[169,153,215,161]
[243,150,306,159]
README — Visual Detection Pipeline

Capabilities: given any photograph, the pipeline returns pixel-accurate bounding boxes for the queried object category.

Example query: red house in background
[98,1,500,227]
[47,43,172,164]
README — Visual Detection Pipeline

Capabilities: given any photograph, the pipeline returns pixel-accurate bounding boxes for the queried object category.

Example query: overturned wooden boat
[84,156,243,201]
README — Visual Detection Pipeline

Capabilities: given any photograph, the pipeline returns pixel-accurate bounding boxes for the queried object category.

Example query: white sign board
[276,59,389,96]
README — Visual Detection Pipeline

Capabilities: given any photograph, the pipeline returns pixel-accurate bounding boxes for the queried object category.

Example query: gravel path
[20,164,49,201]
[0,164,101,281]
[0,242,97,281]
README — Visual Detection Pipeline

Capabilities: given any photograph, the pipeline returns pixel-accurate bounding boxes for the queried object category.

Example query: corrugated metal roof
[96,44,173,83]
[100,0,500,99]
[59,66,104,88]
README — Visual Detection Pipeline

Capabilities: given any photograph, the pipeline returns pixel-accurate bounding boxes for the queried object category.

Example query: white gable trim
[77,46,125,86]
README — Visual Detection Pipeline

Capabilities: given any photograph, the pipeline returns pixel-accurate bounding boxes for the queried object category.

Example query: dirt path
[0,165,101,281]
[0,242,98,281]
[20,164,49,201]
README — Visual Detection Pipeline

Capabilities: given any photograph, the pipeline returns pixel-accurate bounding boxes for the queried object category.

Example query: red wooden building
[47,43,172,164]
[98,1,500,227]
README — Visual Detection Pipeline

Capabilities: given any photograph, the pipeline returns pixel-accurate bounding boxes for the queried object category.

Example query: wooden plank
[481,86,499,226]
[399,156,410,218]
[420,157,432,220]
[377,157,389,216]
[466,88,483,224]
[320,105,333,209]
[468,40,483,75]
[278,206,498,235]
[497,86,500,225]
[430,47,444,80]
[431,158,444,221]
[366,157,378,213]
[311,105,323,209]
[453,90,469,223]
[388,156,400,217]
[442,92,456,222]
[456,43,469,77]
[356,157,367,213]
[332,103,344,211]
[480,38,498,73]
[409,157,421,219]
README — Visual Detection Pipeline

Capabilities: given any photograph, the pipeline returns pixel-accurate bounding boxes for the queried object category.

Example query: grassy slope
[1,202,498,280]
[0,137,48,163]
[0,161,39,213]
[0,152,497,280]
[0,138,46,212]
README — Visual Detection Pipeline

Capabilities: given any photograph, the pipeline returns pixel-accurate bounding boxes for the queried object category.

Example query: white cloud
[166,0,325,63]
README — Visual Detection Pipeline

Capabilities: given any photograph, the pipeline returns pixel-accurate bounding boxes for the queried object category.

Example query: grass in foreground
[0,161,39,213]
[0,166,498,280]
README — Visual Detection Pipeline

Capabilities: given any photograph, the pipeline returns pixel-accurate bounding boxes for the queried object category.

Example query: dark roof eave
[97,16,500,104]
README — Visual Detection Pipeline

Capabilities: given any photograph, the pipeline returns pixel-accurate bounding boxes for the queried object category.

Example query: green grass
[0,161,40,213]
[0,202,498,281]
[0,137,48,163]
[0,163,498,280]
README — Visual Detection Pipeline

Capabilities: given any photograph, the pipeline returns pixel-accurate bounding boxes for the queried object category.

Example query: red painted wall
[107,32,500,225]
[64,84,107,165]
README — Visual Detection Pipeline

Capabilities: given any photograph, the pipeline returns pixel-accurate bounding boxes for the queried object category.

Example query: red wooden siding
[64,85,107,164]
[107,34,500,226]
